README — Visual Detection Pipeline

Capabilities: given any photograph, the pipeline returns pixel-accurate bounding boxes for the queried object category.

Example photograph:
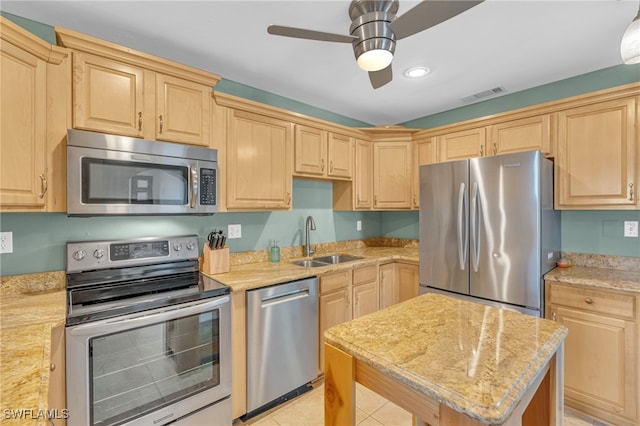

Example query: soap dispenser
[270,240,280,263]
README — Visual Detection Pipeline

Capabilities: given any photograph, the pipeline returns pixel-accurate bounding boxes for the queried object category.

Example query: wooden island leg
[324,343,355,426]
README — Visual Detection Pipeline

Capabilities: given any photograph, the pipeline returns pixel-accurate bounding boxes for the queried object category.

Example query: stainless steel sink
[290,259,328,268]
[290,254,363,268]
[313,254,362,264]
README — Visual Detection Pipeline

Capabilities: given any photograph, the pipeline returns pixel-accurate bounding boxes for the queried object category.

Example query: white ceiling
[2,0,637,126]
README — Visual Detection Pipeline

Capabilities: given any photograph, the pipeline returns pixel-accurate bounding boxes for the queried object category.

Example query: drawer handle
[584,298,594,304]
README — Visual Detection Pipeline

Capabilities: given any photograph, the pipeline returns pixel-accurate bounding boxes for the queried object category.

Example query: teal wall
[1,11,639,277]
[0,180,382,276]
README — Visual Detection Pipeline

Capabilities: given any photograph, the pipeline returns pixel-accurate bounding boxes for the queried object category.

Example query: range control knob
[186,241,196,251]
[173,243,182,252]
[73,250,86,261]
[93,249,105,259]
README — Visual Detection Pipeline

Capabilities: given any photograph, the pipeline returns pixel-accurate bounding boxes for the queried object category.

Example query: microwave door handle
[190,165,198,208]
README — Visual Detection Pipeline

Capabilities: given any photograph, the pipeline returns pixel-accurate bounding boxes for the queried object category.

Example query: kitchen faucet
[304,215,316,257]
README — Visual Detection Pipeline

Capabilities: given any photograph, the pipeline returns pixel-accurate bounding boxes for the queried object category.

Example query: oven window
[81,158,188,205]
[89,310,220,425]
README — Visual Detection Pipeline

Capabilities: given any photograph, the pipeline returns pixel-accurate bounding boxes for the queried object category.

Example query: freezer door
[419,160,469,294]
[468,151,542,309]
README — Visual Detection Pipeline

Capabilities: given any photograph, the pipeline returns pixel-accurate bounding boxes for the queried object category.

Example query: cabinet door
[72,52,144,137]
[327,133,353,179]
[551,305,637,425]
[397,263,419,303]
[294,125,326,176]
[556,98,637,209]
[413,137,437,208]
[379,263,397,309]
[438,127,486,162]
[490,115,552,157]
[354,139,373,209]
[155,74,211,146]
[319,289,350,372]
[49,325,67,426]
[373,141,412,209]
[0,42,47,207]
[226,110,293,210]
[353,282,378,319]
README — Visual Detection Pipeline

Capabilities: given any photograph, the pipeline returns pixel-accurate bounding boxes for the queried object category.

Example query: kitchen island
[324,293,568,426]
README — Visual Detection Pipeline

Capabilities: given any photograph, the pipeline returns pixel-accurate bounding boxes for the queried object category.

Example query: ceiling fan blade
[369,65,393,89]
[389,0,484,40]
[267,25,357,43]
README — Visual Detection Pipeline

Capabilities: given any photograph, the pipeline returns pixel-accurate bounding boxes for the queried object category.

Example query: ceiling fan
[267,0,483,89]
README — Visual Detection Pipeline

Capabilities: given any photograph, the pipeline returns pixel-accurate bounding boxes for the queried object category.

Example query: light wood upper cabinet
[438,127,487,162]
[58,27,219,147]
[72,51,145,138]
[413,137,437,209]
[373,141,412,209]
[547,282,638,426]
[226,109,293,210]
[555,97,637,209]
[0,17,70,211]
[294,125,353,180]
[72,52,211,146]
[332,138,372,210]
[490,114,553,157]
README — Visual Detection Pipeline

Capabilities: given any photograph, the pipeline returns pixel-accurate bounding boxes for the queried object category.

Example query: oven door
[65,296,231,426]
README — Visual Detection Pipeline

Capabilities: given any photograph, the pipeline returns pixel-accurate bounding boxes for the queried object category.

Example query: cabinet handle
[50,363,56,372]
[480,145,484,156]
[321,158,325,171]
[629,183,634,201]
[552,312,557,321]
[39,174,48,199]
[287,192,291,206]
[374,195,377,205]
[584,298,594,304]
[159,114,164,133]
[493,143,497,155]
[330,161,334,173]
[138,112,142,131]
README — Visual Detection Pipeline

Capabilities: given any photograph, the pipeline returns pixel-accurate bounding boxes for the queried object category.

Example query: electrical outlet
[624,221,638,238]
[0,232,14,254]
[356,220,362,231]
[228,224,242,239]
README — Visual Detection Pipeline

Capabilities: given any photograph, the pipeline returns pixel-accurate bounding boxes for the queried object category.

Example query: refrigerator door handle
[470,182,481,272]
[456,182,468,270]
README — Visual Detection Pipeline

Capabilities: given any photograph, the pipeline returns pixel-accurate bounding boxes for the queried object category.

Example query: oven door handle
[68,295,230,336]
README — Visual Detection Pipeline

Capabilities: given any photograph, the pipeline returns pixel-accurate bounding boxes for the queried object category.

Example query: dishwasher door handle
[261,289,310,309]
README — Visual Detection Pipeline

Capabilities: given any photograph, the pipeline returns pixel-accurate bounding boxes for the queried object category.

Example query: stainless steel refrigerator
[419,150,560,316]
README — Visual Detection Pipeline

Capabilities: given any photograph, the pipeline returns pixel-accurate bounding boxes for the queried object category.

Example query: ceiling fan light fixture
[621,6,640,64]
[357,49,394,71]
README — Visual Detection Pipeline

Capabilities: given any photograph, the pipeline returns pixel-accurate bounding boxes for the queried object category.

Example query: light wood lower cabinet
[231,291,247,419]
[352,265,379,319]
[379,262,419,309]
[546,282,638,426]
[49,325,67,426]
[319,270,352,373]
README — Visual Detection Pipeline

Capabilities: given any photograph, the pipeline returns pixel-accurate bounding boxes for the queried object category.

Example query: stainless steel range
[65,235,231,426]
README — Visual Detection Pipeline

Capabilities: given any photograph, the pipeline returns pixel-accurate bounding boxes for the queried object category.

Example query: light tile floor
[237,380,609,426]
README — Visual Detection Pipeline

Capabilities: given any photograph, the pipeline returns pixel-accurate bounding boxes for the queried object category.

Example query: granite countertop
[545,265,640,293]
[206,246,418,291]
[324,293,568,425]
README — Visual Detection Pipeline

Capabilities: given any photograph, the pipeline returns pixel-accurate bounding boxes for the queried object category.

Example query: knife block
[202,244,229,275]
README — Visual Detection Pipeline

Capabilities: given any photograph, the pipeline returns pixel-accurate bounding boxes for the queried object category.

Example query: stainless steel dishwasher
[245,277,319,417]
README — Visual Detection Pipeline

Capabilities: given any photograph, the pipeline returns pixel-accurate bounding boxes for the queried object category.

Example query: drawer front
[549,283,635,319]
[320,270,352,294]
[353,265,377,286]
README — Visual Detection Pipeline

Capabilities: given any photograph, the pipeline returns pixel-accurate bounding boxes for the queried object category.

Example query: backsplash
[562,252,640,272]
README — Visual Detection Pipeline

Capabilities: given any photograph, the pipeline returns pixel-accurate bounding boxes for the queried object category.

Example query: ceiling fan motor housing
[349,0,398,65]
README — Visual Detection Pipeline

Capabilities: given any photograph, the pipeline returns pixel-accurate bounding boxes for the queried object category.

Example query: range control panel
[66,235,199,273]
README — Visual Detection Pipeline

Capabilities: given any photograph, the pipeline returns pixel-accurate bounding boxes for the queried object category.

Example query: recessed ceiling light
[404,66,430,78]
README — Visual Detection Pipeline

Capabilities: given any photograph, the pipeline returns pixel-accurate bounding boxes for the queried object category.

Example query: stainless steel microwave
[67,129,217,216]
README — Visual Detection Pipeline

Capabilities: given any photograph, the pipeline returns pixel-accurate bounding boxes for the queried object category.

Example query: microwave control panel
[200,168,216,206]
